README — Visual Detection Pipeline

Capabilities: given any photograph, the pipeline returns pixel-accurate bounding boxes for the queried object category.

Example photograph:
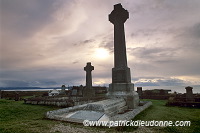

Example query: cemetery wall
[0,91,48,100]
[24,96,107,107]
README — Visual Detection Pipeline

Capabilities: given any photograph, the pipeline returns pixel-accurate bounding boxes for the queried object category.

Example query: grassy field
[122,100,200,133]
[0,99,199,133]
[0,99,61,133]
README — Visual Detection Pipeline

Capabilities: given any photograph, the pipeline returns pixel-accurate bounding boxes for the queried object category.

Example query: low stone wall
[166,101,200,108]
[24,97,73,107]
[0,90,48,100]
[25,96,107,107]
[142,95,170,100]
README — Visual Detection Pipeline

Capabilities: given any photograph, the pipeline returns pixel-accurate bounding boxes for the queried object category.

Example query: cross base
[83,87,95,98]
[112,67,131,83]
[107,83,139,109]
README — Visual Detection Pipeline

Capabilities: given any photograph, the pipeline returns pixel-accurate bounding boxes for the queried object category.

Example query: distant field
[0,99,199,133]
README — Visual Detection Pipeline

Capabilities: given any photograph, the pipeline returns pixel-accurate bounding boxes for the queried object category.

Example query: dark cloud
[190,23,200,38]
[72,61,79,64]
[99,40,114,53]
[130,47,179,63]
[0,67,85,87]
[0,79,59,87]
[73,39,95,46]
[135,82,159,87]
[0,80,30,87]
[98,34,114,53]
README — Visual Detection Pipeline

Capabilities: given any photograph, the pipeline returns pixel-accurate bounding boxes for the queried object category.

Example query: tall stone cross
[109,3,131,83]
[83,62,95,98]
[108,3,139,109]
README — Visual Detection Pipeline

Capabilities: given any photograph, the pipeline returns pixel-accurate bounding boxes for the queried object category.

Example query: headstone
[15,92,20,101]
[71,88,78,96]
[185,86,195,102]
[107,3,139,109]
[60,85,66,95]
[78,85,83,96]
[71,85,83,97]
[137,87,143,99]
[83,62,95,98]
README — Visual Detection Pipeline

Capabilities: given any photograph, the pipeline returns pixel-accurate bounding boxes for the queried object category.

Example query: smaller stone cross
[84,62,94,89]
[83,62,95,98]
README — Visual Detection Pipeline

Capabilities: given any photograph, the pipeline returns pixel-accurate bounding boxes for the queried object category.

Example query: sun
[95,48,109,59]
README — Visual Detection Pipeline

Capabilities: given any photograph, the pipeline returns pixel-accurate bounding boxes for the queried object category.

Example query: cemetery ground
[0,99,199,133]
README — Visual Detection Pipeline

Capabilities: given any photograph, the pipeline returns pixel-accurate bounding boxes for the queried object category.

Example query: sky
[0,0,200,89]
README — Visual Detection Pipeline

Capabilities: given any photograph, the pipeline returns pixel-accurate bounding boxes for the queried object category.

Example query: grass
[0,99,62,133]
[122,99,200,133]
[0,99,199,133]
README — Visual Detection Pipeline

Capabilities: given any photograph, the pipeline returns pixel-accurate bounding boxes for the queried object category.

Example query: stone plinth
[112,67,131,83]
[108,83,139,109]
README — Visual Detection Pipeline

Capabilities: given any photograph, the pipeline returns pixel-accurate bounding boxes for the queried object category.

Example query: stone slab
[71,89,77,96]
[46,100,152,123]
[84,98,127,116]
[69,110,104,121]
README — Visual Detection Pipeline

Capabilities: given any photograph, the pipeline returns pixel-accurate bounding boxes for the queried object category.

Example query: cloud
[134,77,191,87]
[0,0,200,87]
[0,79,59,87]
[0,80,31,87]
[1,0,59,38]
[130,47,178,62]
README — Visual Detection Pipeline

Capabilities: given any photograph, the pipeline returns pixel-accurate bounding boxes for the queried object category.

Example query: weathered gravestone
[78,85,83,96]
[107,3,139,109]
[83,62,95,98]
[70,85,83,97]
[137,87,143,99]
[59,85,66,95]
[0,90,2,99]
[166,86,199,107]
[71,88,78,96]
[15,92,20,101]
[185,86,195,102]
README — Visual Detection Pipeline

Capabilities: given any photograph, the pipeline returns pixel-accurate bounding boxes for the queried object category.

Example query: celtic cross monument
[108,3,139,109]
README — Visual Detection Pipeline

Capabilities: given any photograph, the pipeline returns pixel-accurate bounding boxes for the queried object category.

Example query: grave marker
[83,62,95,98]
